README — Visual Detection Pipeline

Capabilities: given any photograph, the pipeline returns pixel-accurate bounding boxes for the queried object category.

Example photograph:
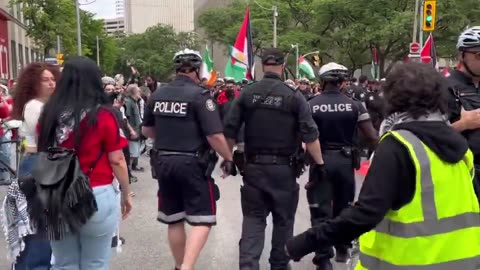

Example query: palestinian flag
[225,5,254,81]
[421,33,439,70]
[298,56,315,79]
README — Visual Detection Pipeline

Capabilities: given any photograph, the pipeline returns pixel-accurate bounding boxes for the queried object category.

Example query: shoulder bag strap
[86,149,104,176]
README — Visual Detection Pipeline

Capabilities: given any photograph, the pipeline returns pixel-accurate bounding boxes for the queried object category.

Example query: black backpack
[19,147,103,240]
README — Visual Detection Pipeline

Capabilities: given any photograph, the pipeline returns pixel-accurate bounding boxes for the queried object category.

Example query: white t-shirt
[20,99,44,147]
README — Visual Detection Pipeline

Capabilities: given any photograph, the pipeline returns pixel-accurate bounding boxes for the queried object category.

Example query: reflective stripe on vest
[356,129,480,270]
[359,253,480,270]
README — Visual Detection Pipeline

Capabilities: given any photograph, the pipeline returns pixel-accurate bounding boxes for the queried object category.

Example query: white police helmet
[457,26,480,50]
[318,62,349,82]
[173,49,203,70]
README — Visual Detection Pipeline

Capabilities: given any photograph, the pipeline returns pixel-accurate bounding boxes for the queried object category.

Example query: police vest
[152,88,206,152]
[244,79,297,156]
[356,129,480,270]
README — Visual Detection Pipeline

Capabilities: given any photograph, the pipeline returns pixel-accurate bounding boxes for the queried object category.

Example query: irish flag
[224,5,254,81]
[298,56,315,79]
[201,45,214,80]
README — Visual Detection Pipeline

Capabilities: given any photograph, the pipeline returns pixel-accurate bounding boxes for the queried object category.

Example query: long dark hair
[38,57,113,151]
[11,63,60,120]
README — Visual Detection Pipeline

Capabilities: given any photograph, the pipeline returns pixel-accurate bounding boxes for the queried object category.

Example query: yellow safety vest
[356,129,480,270]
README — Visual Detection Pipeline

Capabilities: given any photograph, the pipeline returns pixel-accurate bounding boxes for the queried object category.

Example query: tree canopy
[114,24,199,81]
[198,0,480,76]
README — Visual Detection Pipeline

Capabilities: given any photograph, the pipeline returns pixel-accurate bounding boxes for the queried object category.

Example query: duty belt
[323,145,352,151]
[156,150,198,157]
[246,154,292,165]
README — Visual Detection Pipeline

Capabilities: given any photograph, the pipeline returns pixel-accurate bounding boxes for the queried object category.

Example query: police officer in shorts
[224,48,326,270]
[142,49,236,270]
[306,62,378,270]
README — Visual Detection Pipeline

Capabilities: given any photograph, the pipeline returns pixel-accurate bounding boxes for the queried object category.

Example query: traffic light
[56,53,64,65]
[423,0,436,32]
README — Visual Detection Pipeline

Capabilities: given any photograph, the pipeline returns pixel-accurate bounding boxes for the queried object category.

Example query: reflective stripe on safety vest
[356,129,480,270]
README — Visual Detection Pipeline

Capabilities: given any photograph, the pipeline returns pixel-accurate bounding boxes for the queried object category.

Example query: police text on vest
[312,103,352,113]
[154,101,188,116]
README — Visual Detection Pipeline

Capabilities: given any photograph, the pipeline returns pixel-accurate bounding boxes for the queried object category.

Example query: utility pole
[412,0,420,43]
[292,44,299,78]
[272,6,278,48]
[56,35,61,54]
[96,35,100,67]
[75,0,82,55]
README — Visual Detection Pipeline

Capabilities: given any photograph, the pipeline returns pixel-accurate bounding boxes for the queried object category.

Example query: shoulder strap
[86,149,104,176]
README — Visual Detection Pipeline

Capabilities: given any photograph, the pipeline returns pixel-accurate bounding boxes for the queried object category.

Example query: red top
[60,109,128,187]
[0,97,13,137]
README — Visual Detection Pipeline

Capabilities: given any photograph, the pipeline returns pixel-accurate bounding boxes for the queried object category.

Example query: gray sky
[82,0,117,19]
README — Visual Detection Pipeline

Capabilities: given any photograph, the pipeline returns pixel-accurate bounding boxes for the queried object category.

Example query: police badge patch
[206,99,216,111]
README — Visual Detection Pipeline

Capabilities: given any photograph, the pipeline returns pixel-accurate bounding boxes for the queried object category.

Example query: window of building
[11,41,16,78]
[31,50,35,63]
[16,3,21,20]
[25,47,29,64]
[18,44,24,69]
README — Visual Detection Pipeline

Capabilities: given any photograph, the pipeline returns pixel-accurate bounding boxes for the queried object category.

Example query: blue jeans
[14,153,52,270]
[50,185,120,270]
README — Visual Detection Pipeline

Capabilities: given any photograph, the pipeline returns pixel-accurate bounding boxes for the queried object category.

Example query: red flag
[420,33,438,70]
[229,6,254,80]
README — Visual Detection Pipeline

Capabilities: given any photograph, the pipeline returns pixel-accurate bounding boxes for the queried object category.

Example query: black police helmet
[261,48,285,66]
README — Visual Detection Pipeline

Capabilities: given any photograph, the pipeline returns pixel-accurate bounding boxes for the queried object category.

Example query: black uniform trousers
[306,150,355,264]
[239,163,299,270]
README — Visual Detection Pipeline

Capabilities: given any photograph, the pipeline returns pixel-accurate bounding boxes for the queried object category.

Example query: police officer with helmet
[304,62,378,270]
[142,49,236,270]
[224,48,326,270]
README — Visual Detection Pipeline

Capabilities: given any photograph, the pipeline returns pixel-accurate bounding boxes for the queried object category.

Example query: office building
[0,0,40,80]
[115,0,125,17]
[104,17,125,36]
[124,0,194,33]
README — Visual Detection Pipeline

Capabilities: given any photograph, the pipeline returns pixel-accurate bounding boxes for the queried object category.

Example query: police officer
[224,48,326,270]
[447,26,480,183]
[306,62,378,270]
[142,49,236,270]
[298,78,314,100]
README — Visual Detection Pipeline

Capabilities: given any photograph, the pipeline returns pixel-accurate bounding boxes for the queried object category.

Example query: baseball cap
[261,48,285,66]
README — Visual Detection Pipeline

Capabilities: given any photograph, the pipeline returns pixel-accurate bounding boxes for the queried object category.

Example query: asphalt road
[0,157,364,270]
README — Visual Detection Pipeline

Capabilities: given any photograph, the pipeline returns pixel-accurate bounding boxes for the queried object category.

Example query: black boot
[335,247,349,263]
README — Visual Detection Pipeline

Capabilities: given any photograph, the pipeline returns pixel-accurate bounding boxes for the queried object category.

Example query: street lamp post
[303,51,320,58]
[273,6,278,48]
[96,35,100,67]
[75,0,82,55]
[291,44,299,78]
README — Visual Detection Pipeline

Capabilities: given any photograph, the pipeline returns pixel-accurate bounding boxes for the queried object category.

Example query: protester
[36,57,132,269]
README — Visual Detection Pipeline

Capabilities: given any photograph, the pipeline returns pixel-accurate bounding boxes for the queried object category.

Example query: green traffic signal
[426,15,433,22]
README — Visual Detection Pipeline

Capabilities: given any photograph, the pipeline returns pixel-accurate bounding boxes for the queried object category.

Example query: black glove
[305,163,327,190]
[286,230,317,262]
[220,160,237,176]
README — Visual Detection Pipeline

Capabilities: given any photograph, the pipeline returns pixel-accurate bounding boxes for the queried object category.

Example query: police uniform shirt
[224,72,319,155]
[447,70,480,160]
[143,75,223,152]
[309,90,370,147]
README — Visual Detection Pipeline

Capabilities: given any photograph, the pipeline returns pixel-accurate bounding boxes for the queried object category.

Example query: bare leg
[180,225,212,270]
[168,222,187,269]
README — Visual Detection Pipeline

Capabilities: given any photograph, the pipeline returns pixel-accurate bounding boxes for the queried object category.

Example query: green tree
[114,24,199,81]
[12,0,114,64]
[198,0,480,76]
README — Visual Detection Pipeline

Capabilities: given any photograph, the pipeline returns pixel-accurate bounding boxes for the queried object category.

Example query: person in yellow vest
[286,62,480,269]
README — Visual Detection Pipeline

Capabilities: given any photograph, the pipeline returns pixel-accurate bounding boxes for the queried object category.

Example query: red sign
[0,19,9,80]
[410,42,420,53]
